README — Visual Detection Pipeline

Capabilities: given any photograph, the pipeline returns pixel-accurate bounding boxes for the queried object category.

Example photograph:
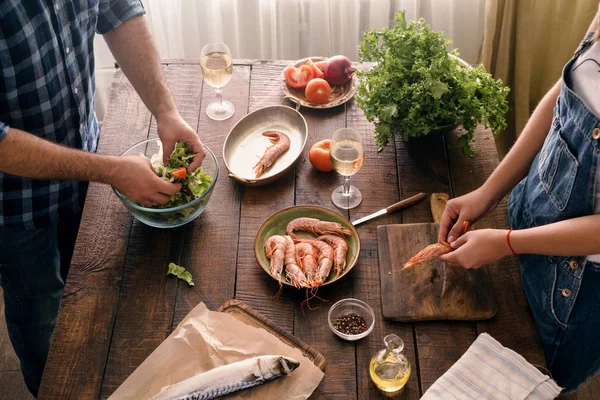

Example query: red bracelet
[506,228,517,256]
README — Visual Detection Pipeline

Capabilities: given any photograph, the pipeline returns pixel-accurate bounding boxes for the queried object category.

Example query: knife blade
[351,192,427,226]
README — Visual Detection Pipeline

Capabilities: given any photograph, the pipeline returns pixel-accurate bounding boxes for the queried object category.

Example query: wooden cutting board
[377,193,497,321]
[218,300,325,370]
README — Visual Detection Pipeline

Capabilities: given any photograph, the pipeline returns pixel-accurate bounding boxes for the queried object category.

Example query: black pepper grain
[333,314,368,335]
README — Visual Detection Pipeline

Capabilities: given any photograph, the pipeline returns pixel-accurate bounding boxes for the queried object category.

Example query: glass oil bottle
[369,334,411,396]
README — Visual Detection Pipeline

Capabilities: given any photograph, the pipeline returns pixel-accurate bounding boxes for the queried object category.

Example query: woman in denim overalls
[437,8,600,393]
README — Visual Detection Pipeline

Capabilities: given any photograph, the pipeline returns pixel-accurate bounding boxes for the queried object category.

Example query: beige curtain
[480,0,600,157]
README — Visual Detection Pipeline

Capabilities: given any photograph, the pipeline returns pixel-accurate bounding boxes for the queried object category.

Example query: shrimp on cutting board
[401,241,452,270]
[401,221,471,270]
[253,131,290,178]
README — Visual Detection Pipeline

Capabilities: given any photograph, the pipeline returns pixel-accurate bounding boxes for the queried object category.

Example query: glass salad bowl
[113,138,218,229]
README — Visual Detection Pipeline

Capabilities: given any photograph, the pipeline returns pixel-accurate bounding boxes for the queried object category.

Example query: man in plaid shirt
[0,1,206,395]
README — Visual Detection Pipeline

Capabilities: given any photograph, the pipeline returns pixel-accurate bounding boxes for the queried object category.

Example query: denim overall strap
[507,30,600,392]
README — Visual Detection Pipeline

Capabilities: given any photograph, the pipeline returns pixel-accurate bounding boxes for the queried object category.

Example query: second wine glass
[330,128,364,209]
[200,42,235,120]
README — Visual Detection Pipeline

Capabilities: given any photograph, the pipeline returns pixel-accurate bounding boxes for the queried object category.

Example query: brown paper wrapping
[108,302,324,399]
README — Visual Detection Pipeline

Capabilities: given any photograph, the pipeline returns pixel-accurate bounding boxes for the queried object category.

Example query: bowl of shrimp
[223,105,308,186]
[254,205,360,292]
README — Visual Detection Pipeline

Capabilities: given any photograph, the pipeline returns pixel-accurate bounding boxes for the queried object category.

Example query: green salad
[148,141,213,209]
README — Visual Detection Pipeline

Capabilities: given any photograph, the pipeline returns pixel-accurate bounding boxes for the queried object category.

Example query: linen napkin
[421,333,562,400]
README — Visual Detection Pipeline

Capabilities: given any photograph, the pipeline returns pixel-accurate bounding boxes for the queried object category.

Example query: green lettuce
[147,141,213,208]
[356,10,509,154]
[167,262,195,286]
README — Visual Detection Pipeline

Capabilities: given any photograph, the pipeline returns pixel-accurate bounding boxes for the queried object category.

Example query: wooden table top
[38,60,545,399]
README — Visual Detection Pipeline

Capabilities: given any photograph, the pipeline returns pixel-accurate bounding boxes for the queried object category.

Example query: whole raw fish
[151,355,300,400]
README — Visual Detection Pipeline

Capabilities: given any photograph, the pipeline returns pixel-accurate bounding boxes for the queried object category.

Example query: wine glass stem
[216,87,223,109]
[343,176,351,196]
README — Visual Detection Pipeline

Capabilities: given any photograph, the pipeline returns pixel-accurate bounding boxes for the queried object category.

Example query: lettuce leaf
[147,141,213,208]
[167,262,195,286]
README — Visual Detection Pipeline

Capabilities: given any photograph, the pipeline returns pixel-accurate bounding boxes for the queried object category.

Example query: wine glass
[330,128,364,209]
[200,42,235,120]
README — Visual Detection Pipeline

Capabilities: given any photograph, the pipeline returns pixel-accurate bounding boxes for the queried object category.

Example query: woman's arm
[438,214,600,269]
[511,214,600,256]
[438,12,600,243]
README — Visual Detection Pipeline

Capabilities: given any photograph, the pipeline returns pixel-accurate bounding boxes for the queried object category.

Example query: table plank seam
[97,207,137,399]
[169,229,187,333]
[411,324,423,395]
[442,134,457,199]
[96,101,154,399]
[231,65,253,299]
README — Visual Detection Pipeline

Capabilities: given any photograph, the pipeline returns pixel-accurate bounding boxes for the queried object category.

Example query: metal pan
[223,105,308,186]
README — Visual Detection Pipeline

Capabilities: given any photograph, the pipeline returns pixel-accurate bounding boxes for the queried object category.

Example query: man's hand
[110,155,181,206]
[158,113,206,172]
[438,229,511,269]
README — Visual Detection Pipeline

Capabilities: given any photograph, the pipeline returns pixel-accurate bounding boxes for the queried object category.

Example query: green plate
[254,205,361,288]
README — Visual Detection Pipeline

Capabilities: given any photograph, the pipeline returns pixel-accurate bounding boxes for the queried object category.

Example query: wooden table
[38,60,545,399]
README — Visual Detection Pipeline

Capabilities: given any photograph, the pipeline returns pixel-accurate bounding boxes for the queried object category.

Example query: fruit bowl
[280,57,358,109]
[113,138,218,228]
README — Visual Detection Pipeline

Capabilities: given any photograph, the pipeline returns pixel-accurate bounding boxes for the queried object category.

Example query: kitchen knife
[351,192,427,226]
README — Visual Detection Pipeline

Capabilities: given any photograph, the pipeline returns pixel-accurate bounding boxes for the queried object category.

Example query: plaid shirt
[0,0,145,229]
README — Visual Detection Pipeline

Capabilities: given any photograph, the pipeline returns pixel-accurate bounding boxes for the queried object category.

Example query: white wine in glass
[330,128,364,209]
[201,42,235,120]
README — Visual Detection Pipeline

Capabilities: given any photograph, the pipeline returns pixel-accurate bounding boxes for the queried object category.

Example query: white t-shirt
[570,39,600,263]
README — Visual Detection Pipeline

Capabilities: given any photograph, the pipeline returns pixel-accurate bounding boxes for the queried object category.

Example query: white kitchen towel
[421,333,562,400]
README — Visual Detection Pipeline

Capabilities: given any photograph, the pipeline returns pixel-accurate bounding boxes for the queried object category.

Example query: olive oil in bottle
[369,334,411,396]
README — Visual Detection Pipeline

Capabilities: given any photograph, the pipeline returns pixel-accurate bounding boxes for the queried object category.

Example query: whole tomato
[304,78,331,104]
[309,139,334,172]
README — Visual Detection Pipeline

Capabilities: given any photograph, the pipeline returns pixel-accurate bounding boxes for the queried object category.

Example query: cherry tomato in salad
[171,167,187,179]
[284,64,314,89]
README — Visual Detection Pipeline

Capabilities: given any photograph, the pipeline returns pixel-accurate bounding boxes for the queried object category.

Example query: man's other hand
[110,155,181,206]
[157,114,206,172]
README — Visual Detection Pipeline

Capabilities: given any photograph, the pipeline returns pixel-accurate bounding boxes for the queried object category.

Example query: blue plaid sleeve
[96,0,146,35]
[0,121,8,142]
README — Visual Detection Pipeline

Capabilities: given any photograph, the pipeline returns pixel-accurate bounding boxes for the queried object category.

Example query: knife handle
[386,192,426,213]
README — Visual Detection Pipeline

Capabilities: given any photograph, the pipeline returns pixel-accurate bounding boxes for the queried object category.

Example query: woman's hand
[109,155,181,206]
[157,113,206,172]
[438,187,501,243]
[438,229,512,269]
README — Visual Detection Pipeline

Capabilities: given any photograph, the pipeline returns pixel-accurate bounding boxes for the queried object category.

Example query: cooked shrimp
[295,242,318,285]
[401,241,452,270]
[286,217,352,238]
[283,236,308,288]
[265,235,287,287]
[294,238,334,286]
[317,235,348,277]
[401,221,471,270]
[253,131,290,178]
[286,264,309,288]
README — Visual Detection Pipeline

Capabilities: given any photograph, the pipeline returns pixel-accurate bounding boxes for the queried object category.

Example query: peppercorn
[333,313,368,335]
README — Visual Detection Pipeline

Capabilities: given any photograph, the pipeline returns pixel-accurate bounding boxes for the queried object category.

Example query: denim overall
[508,32,600,392]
